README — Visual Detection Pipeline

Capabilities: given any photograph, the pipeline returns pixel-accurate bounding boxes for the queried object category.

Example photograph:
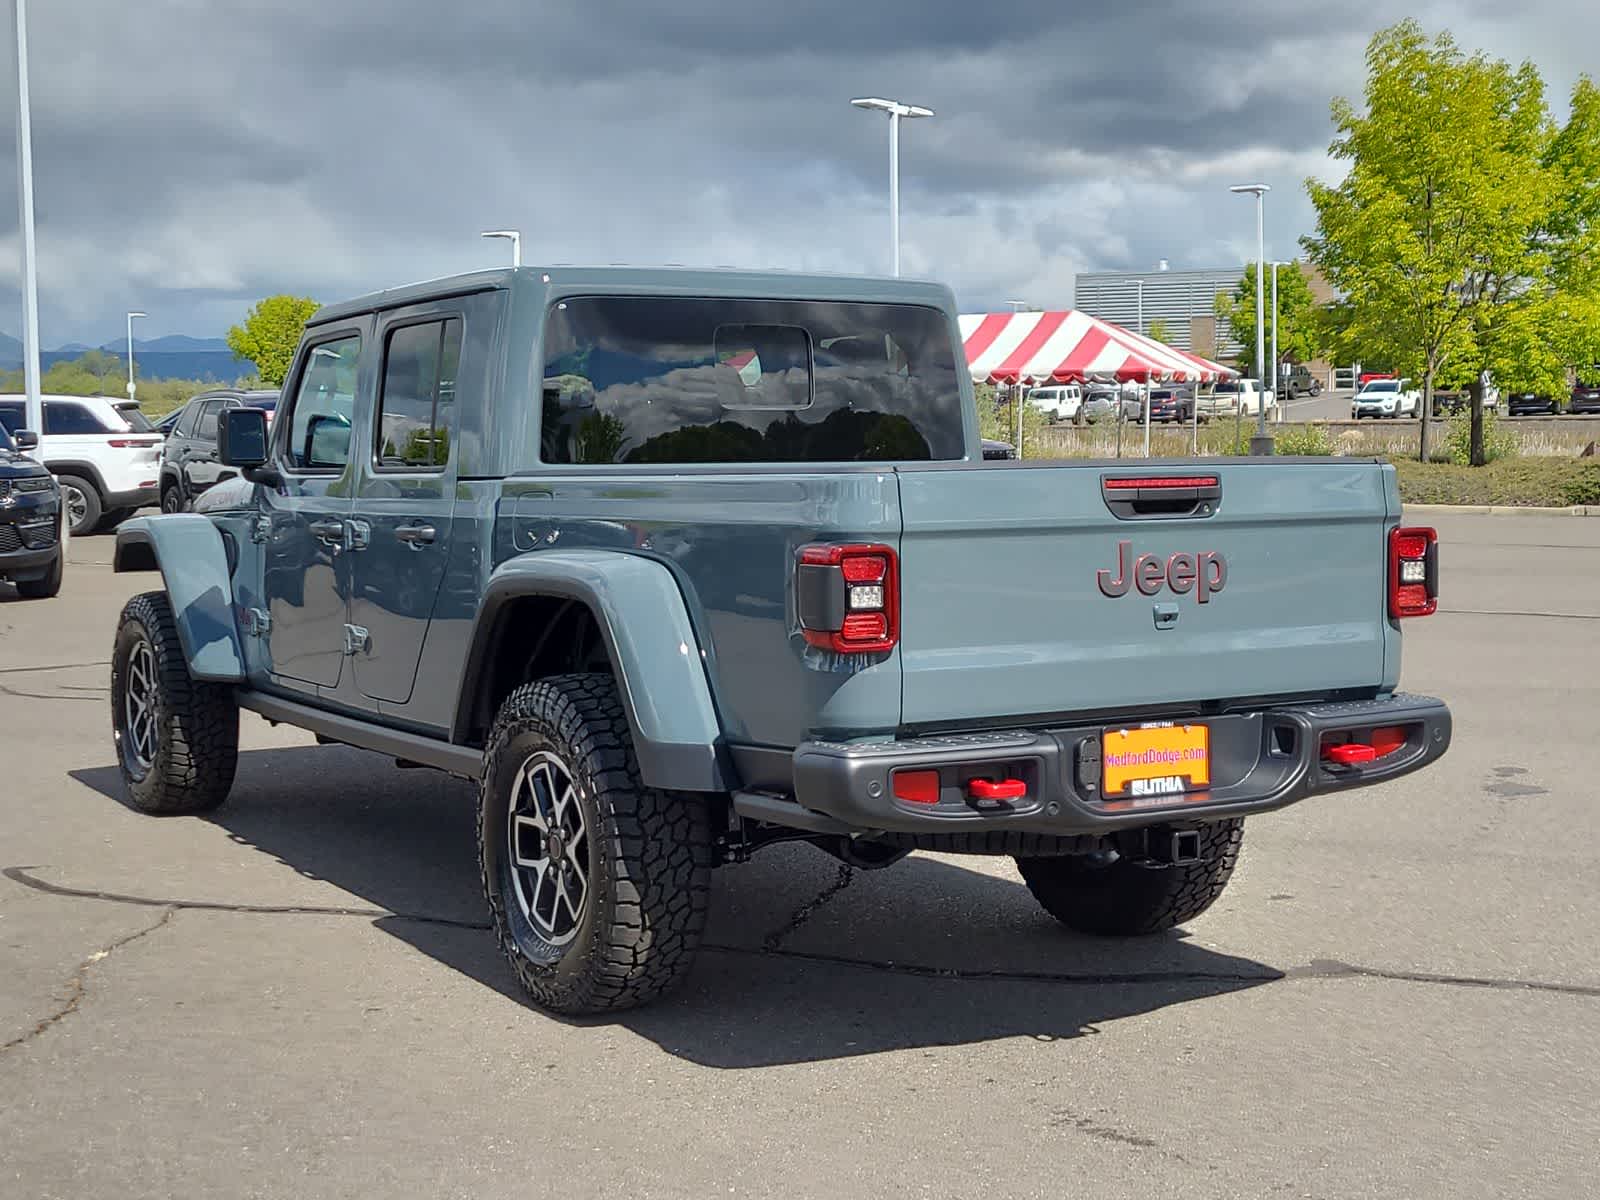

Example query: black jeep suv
[0,423,64,599]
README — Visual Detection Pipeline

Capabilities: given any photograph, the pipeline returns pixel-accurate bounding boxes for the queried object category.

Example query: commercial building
[1073,266,1245,359]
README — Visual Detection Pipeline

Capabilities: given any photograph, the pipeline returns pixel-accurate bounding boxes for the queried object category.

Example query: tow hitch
[1118,825,1203,867]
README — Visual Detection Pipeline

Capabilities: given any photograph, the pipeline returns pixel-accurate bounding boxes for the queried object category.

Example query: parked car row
[1024,381,1281,426]
[0,421,64,598]
[0,394,163,536]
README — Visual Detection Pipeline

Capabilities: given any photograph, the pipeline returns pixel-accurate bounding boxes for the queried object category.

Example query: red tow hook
[966,777,1028,801]
[1322,743,1378,766]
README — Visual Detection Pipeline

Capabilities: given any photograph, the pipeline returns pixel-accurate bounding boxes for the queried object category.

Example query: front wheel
[478,674,712,1014]
[15,549,62,599]
[111,591,239,813]
[1015,819,1244,936]
[160,485,184,514]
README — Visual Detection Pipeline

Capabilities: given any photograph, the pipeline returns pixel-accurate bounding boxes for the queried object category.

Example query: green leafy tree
[1144,318,1174,344]
[1217,262,1323,372]
[227,295,321,386]
[1304,22,1600,463]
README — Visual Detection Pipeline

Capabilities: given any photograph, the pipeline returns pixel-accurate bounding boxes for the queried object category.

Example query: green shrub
[1274,425,1336,456]
[1391,456,1600,506]
[1442,410,1519,465]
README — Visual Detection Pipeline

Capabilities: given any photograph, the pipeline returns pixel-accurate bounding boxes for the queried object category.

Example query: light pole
[850,97,934,277]
[126,311,146,401]
[1126,279,1150,455]
[1270,261,1289,422]
[481,230,522,267]
[13,0,43,448]
[1229,183,1272,451]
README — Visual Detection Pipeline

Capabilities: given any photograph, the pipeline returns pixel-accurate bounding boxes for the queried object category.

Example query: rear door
[894,460,1394,728]
[181,399,228,498]
[348,308,463,706]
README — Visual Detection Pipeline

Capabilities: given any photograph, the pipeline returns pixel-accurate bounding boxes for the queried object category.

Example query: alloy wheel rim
[507,750,589,946]
[123,637,159,772]
[63,484,87,530]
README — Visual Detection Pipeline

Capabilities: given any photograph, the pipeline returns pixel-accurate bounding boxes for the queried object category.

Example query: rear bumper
[103,485,159,510]
[774,693,1451,837]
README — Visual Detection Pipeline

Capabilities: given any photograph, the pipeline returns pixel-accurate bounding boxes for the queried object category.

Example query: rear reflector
[893,770,941,805]
[1370,726,1408,757]
[1388,526,1438,618]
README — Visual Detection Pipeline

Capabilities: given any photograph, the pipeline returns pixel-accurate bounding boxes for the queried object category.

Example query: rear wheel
[111,591,238,814]
[56,474,101,537]
[1015,819,1244,936]
[478,673,713,1013]
[160,485,184,514]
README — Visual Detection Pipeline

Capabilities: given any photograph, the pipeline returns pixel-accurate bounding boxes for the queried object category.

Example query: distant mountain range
[0,331,251,382]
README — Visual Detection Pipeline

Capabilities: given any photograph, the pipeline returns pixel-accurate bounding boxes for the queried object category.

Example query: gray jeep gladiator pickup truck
[110,266,1451,1014]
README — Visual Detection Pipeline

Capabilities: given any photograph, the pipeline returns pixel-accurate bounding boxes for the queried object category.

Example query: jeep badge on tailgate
[1097,540,1227,602]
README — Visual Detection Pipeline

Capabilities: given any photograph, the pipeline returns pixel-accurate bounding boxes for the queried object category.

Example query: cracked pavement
[2,514,1598,1199]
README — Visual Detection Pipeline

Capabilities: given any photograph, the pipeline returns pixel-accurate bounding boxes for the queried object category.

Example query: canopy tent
[959,310,1239,385]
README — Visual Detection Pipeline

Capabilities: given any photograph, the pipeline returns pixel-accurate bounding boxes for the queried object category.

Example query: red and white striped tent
[959,311,1238,385]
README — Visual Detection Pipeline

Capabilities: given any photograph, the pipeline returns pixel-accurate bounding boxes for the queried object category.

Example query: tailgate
[895,460,1396,727]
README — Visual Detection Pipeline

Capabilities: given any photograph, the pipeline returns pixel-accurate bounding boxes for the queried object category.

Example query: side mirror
[13,429,39,451]
[218,407,269,468]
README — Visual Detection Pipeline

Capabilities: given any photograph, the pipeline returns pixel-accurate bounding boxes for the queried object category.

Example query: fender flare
[454,550,729,793]
[114,515,245,682]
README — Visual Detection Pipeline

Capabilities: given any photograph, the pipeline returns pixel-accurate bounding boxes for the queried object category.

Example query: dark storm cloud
[0,0,1594,342]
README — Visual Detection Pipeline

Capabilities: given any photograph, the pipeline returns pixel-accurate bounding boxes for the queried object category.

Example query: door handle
[308,518,345,547]
[394,523,437,548]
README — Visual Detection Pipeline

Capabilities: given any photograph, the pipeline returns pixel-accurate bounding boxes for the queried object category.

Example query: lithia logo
[1097,540,1227,603]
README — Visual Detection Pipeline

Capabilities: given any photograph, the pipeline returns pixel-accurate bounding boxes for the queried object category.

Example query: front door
[261,328,367,693]
[348,311,462,705]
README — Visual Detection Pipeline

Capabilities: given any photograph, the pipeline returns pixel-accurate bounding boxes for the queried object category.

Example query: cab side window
[375,319,461,470]
[194,400,224,441]
[284,335,361,471]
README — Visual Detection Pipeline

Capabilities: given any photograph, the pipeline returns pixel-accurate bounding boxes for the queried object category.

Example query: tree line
[1215,20,1600,466]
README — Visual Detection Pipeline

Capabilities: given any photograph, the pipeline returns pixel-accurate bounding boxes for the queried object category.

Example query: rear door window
[194,400,225,441]
[375,319,462,470]
[43,402,110,435]
[0,403,21,434]
[540,297,963,464]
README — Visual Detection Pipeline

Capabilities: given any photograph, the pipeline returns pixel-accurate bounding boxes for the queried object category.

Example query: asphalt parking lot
[2,513,1597,1199]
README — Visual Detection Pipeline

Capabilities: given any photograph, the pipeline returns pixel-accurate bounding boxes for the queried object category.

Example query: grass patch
[1392,456,1600,507]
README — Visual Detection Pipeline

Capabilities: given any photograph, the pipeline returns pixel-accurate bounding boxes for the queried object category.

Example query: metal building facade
[1074,267,1245,357]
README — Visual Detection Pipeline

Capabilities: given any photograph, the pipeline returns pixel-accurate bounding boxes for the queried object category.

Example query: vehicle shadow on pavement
[69,746,1282,1069]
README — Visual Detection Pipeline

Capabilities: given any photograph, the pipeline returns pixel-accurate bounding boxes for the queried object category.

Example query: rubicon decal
[1097,540,1227,603]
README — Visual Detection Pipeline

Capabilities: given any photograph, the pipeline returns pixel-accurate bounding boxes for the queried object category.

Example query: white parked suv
[0,394,163,534]
[1352,378,1422,419]
[1025,383,1084,423]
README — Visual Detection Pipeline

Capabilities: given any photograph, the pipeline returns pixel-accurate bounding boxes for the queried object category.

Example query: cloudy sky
[2,0,1598,345]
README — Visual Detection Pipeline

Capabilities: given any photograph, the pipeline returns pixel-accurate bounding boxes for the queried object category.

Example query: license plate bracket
[1101,723,1211,798]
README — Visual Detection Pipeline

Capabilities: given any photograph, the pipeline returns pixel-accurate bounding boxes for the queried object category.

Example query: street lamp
[1125,278,1145,335]
[1005,299,1031,312]
[13,0,43,448]
[1229,183,1271,450]
[1127,279,1149,455]
[850,97,934,277]
[126,312,146,400]
[481,229,522,267]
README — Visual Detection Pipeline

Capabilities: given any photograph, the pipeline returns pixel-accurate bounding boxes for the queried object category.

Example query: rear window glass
[116,404,155,432]
[540,297,964,464]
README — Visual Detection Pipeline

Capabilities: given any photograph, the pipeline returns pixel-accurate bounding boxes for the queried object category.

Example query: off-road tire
[478,674,712,1014]
[111,591,238,814]
[57,473,102,537]
[1015,818,1244,936]
[15,548,63,599]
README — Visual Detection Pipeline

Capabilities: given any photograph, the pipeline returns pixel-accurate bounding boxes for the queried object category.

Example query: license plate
[1102,723,1210,797]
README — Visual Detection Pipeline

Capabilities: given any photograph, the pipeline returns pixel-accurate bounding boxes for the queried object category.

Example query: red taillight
[796,542,899,654]
[1102,475,1219,491]
[1388,526,1437,618]
[893,770,941,805]
[107,438,160,448]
